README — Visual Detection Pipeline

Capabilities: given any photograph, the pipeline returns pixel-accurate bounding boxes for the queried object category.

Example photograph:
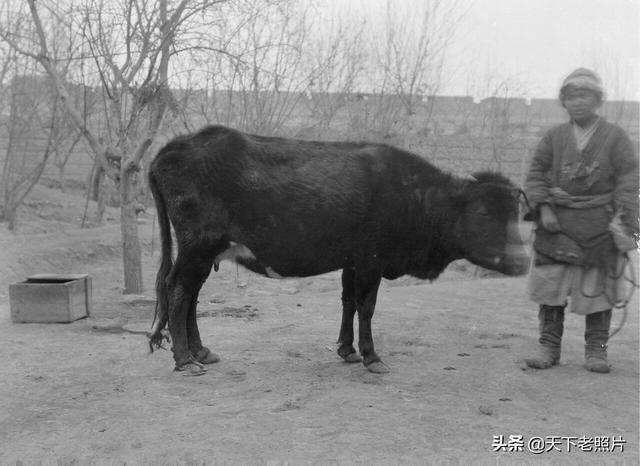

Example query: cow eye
[476,205,489,216]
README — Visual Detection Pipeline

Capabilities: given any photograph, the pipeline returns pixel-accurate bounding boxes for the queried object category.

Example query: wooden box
[9,274,92,323]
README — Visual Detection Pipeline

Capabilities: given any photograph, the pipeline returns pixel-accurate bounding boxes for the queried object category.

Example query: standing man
[524,68,638,373]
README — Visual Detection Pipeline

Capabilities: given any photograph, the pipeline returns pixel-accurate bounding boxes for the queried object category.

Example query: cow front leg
[337,267,361,363]
[355,270,388,373]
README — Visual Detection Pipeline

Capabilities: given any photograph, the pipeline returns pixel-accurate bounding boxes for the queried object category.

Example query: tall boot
[526,304,565,369]
[584,309,611,373]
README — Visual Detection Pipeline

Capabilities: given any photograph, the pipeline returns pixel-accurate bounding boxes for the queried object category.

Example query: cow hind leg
[337,267,361,363]
[187,293,220,365]
[167,245,218,376]
[167,283,204,375]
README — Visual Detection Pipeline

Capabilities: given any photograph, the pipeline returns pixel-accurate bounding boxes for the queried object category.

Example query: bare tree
[302,14,366,136]
[0,0,224,293]
[330,0,466,144]
[464,72,533,182]
[0,70,58,229]
[178,0,322,137]
[589,54,637,134]
[375,0,464,118]
[0,5,85,229]
[51,123,83,192]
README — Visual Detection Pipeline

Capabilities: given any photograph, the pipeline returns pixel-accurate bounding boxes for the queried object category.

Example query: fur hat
[559,68,604,101]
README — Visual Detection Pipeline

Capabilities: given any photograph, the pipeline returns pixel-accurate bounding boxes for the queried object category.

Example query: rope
[518,188,638,338]
[609,253,638,339]
[577,252,639,339]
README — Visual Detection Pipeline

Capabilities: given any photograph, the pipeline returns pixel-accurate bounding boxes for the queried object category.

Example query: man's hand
[609,211,638,252]
[539,204,560,232]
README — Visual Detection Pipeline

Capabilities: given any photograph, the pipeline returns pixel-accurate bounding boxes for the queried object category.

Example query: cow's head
[454,172,530,276]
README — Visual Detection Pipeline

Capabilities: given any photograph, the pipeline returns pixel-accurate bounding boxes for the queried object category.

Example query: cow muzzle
[497,249,531,276]
[468,245,530,276]
[497,220,531,275]
[464,221,531,275]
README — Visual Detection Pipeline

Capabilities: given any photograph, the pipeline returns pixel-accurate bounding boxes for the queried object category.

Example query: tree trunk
[6,200,16,230]
[95,169,107,224]
[120,166,143,294]
[59,166,65,192]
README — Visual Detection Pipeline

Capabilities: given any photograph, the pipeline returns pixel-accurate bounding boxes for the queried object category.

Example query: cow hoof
[194,348,220,365]
[174,361,207,376]
[338,345,361,363]
[366,361,390,374]
[342,352,362,363]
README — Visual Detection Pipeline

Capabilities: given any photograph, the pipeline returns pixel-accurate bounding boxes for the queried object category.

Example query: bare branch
[23,0,116,178]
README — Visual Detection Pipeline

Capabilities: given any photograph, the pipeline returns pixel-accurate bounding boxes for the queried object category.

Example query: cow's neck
[396,181,465,279]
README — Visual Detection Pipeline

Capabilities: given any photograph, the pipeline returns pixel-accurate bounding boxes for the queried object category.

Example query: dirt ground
[0,185,638,465]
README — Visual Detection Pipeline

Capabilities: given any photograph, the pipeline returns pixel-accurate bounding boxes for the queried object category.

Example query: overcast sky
[451,0,639,100]
[328,0,639,101]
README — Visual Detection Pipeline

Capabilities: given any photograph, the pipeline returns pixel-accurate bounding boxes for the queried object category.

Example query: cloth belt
[534,189,616,268]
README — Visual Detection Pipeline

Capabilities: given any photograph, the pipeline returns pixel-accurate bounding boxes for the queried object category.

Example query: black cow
[148,125,529,376]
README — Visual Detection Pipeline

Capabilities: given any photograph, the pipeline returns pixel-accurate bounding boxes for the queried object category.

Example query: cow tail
[148,168,172,353]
